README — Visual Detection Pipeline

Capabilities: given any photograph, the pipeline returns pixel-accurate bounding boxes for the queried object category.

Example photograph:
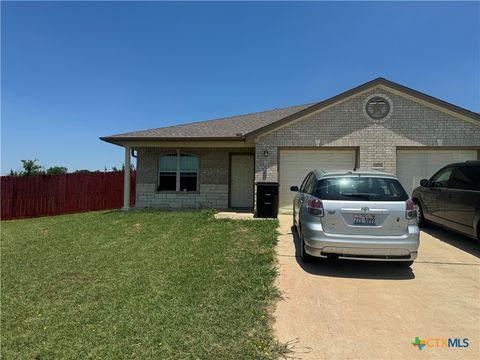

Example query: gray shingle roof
[101,77,480,144]
[101,103,314,141]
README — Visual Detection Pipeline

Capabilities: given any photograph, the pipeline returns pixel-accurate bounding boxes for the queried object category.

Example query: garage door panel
[397,149,477,195]
[279,149,356,213]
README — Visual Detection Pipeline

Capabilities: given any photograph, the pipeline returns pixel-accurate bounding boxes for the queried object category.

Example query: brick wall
[135,147,253,208]
[255,87,480,182]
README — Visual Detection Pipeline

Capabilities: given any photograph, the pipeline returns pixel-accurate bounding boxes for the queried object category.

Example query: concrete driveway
[273,214,480,359]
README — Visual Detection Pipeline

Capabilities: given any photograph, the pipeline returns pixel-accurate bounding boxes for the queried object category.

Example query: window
[304,174,317,195]
[430,167,453,188]
[300,173,313,193]
[158,153,198,191]
[313,177,409,201]
[449,166,480,191]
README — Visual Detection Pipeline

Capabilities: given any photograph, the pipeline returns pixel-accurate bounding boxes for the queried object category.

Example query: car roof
[455,160,480,166]
[312,168,397,179]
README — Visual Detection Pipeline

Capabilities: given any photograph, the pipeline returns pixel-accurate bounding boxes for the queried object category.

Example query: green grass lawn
[1,210,281,359]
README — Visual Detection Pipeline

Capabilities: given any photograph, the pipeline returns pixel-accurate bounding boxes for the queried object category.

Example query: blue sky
[2,1,479,174]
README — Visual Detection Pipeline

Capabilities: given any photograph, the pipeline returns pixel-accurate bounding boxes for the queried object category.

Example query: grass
[1,210,281,359]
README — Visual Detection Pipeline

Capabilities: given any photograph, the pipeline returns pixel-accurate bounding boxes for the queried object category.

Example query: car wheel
[300,231,314,263]
[414,200,427,228]
[396,261,414,268]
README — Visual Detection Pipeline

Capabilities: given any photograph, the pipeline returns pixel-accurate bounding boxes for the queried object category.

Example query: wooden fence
[1,171,136,220]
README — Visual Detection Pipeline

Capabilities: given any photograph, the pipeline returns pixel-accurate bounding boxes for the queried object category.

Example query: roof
[101,77,480,145]
[100,103,314,144]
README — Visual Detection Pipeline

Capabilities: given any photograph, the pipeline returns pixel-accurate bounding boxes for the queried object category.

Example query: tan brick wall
[134,86,479,210]
[255,87,480,182]
[135,147,254,208]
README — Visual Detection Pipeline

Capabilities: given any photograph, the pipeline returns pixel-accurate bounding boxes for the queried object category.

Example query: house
[100,77,480,215]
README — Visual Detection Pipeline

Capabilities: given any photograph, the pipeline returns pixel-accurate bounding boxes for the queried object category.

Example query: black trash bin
[255,182,279,218]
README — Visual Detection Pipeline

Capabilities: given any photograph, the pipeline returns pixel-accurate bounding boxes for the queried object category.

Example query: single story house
[100,77,480,215]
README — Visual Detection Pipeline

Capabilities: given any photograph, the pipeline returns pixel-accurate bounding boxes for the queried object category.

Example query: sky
[2,1,479,174]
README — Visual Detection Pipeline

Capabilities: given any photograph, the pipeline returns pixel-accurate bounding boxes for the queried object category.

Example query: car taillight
[307,196,324,217]
[406,198,417,220]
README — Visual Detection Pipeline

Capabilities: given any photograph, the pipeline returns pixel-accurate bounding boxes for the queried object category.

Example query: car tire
[414,199,428,228]
[300,231,315,263]
[396,261,414,268]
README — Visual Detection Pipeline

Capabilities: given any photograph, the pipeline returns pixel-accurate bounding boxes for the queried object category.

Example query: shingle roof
[100,103,315,142]
[101,77,480,144]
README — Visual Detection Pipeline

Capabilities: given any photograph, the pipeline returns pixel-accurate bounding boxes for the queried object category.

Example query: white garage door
[397,149,478,195]
[279,149,356,213]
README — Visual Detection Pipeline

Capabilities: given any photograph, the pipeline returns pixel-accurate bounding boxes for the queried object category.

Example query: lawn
[1,210,281,359]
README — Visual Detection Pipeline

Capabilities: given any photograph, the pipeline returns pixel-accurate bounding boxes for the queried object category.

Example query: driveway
[273,214,480,359]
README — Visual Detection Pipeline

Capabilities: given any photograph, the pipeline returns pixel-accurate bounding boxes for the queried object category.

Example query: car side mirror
[420,179,429,187]
[290,186,299,192]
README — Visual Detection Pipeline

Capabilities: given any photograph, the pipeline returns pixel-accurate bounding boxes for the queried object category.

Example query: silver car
[291,169,419,266]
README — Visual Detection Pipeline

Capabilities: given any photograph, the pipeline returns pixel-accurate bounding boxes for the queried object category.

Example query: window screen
[179,154,198,191]
[158,154,177,191]
[158,153,198,191]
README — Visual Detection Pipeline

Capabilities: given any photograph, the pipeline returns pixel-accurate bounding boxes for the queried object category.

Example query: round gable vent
[366,96,390,119]
[363,94,393,122]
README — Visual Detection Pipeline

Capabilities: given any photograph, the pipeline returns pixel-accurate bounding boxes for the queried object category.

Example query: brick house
[100,77,480,215]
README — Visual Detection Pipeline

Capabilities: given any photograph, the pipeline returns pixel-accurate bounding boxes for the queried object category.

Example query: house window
[158,153,198,191]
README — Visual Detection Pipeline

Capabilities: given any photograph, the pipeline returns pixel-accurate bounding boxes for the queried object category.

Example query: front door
[230,154,254,208]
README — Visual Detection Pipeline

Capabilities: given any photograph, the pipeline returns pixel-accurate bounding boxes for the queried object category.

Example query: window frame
[157,152,199,192]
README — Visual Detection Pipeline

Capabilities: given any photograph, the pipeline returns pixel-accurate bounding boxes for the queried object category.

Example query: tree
[121,163,136,171]
[20,159,44,176]
[46,166,68,175]
[8,169,19,176]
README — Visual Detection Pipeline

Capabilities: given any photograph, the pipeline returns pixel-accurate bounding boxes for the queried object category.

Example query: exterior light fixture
[263,149,269,157]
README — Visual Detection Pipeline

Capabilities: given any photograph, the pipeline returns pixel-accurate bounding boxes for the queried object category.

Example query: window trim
[157,152,199,192]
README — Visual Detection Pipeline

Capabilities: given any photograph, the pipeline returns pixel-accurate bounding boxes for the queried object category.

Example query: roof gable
[100,77,480,145]
[245,77,480,139]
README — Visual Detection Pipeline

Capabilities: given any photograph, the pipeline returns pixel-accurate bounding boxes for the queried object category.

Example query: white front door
[230,154,254,208]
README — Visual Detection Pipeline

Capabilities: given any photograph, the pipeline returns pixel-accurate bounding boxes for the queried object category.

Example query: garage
[396,149,478,194]
[278,149,357,213]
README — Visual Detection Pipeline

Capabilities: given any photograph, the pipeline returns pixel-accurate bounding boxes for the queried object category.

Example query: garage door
[397,149,478,195]
[279,149,356,213]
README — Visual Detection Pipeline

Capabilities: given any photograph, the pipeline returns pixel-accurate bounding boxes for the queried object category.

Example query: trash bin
[255,182,279,218]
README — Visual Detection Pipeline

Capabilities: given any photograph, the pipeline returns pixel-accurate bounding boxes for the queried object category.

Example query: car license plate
[353,214,376,225]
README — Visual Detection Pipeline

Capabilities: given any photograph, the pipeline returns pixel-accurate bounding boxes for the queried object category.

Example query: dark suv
[412,160,480,240]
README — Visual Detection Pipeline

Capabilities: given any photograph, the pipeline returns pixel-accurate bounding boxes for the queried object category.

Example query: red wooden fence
[1,171,136,220]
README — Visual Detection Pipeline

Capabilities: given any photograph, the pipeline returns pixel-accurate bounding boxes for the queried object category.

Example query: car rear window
[313,177,409,201]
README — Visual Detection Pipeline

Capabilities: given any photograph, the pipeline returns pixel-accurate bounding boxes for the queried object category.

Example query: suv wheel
[300,231,314,263]
[414,199,427,228]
